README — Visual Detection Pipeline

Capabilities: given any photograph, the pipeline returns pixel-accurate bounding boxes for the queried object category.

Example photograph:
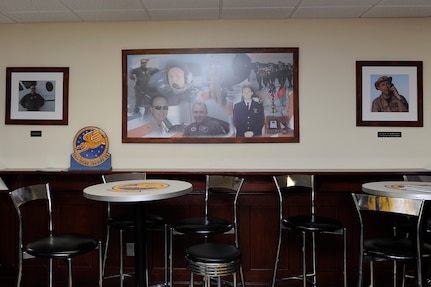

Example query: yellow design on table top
[111,182,169,192]
[385,183,431,192]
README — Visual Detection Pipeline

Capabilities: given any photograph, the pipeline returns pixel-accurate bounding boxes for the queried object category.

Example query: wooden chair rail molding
[0,169,429,287]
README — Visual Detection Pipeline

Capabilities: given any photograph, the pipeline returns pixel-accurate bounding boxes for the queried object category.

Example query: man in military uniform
[129,58,159,114]
[233,85,265,137]
[183,102,226,137]
[372,76,408,112]
[19,85,45,111]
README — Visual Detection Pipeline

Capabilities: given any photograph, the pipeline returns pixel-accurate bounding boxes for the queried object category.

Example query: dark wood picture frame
[356,61,423,127]
[5,67,69,125]
[122,47,299,143]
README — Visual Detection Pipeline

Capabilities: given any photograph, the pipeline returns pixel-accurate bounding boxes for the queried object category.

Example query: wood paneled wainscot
[0,169,427,287]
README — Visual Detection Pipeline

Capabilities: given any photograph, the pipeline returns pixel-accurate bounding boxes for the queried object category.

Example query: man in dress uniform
[233,85,265,137]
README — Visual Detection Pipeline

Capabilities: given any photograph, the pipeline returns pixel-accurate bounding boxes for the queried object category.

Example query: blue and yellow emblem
[111,183,169,192]
[69,126,112,170]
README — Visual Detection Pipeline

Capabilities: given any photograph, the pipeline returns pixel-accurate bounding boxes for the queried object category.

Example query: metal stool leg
[169,227,174,287]
[98,241,103,287]
[311,232,317,286]
[393,261,397,287]
[302,232,307,287]
[102,225,111,278]
[271,225,283,287]
[67,258,72,287]
[164,223,168,287]
[343,228,347,287]
[119,229,125,287]
[189,272,194,287]
[49,258,54,287]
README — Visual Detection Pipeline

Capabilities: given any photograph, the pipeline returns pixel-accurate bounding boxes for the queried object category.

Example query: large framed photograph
[122,48,299,143]
[356,61,423,127]
[5,67,69,125]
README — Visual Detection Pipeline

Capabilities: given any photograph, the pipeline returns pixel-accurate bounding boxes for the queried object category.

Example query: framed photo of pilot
[122,47,299,143]
[5,67,69,125]
[356,61,423,127]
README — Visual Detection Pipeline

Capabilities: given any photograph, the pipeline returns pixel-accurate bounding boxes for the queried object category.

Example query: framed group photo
[5,67,69,125]
[356,61,423,127]
[122,47,299,143]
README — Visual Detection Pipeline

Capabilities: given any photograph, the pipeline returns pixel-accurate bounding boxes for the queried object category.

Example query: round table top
[362,181,431,200]
[83,179,193,202]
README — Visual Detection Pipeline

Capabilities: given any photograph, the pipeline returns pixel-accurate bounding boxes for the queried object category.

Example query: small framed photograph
[356,61,423,127]
[122,47,299,143]
[5,67,69,125]
[269,120,278,129]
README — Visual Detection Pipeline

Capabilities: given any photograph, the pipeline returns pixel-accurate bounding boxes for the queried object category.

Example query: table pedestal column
[135,202,147,287]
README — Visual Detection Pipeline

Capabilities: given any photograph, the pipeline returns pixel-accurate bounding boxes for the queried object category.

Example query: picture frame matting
[5,67,69,125]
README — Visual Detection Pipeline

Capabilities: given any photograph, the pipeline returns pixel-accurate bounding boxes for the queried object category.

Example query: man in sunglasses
[145,95,170,135]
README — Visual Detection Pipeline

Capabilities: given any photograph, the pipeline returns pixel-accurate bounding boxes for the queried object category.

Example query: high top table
[362,181,431,200]
[83,179,193,287]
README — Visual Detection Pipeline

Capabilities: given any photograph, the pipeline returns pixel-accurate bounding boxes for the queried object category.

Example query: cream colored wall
[1,18,430,171]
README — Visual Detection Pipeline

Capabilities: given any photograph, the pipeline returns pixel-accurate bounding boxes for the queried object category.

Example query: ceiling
[1,0,431,24]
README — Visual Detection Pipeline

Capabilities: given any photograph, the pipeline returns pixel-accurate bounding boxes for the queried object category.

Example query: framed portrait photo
[122,47,299,143]
[356,61,423,127]
[5,67,69,125]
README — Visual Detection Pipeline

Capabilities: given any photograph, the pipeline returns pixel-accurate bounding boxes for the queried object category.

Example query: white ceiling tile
[292,7,371,18]
[0,13,14,23]
[75,10,150,22]
[143,0,219,9]
[148,8,219,20]
[379,0,431,5]
[299,0,380,6]
[0,0,429,23]
[222,8,293,19]
[363,6,431,17]
[60,0,144,10]
[0,0,68,11]
[5,11,81,23]
[222,0,300,8]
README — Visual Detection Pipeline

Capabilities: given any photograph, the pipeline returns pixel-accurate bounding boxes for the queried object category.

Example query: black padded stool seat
[27,234,99,258]
[283,216,345,233]
[186,243,242,264]
[174,217,233,235]
[107,217,134,230]
[365,237,431,260]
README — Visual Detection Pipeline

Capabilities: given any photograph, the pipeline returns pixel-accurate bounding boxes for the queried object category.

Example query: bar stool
[186,242,242,287]
[271,175,347,287]
[9,183,102,287]
[352,193,431,287]
[170,175,245,287]
[102,173,168,287]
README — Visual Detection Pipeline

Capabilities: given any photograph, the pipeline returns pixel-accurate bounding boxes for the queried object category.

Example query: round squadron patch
[71,126,110,167]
